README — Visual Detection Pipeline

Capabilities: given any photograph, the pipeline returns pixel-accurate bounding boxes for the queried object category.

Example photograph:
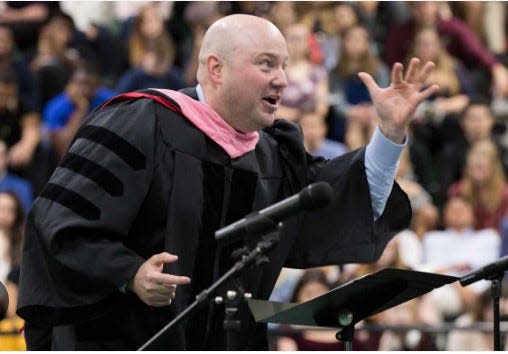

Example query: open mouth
[263,96,279,106]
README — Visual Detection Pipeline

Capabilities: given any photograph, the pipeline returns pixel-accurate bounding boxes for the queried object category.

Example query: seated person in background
[448,140,508,230]
[275,269,343,351]
[385,2,508,98]
[300,112,347,159]
[447,286,508,350]
[116,40,185,93]
[43,63,116,159]
[378,299,436,350]
[0,68,49,196]
[440,99,508,205]
[0,140,32,213]
[328,25,389,149]
[408,27,472,154]
[421,196,500,321]
[0,25,39,113]
[277,23,328,123]
[394,147,439,270]
[0,190,26,350]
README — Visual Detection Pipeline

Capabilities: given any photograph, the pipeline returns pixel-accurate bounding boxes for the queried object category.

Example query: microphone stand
[137,223,282,351]
[459,258,508,351]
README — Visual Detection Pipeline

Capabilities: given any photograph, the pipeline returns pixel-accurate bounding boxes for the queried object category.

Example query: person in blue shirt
[43,63,116,158]
[0,139,32,213]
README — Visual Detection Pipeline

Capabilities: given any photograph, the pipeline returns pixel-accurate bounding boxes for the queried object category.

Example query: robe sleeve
[265,120,411,268]
[17,98,158,325]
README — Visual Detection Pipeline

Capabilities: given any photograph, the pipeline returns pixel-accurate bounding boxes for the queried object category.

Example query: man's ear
[206,54,223,85]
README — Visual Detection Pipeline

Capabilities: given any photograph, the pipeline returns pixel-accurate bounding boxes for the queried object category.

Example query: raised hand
[128,252,191,307]
[358,58,440,143]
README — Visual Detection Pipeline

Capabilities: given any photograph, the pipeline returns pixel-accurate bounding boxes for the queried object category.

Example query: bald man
[17,14,438,350]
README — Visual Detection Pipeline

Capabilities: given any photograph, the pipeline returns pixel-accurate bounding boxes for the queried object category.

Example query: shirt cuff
[366,125,407,168]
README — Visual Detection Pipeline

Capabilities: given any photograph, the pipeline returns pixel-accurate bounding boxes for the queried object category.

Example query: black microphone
[215,181,333,242]
[459,255,508,286]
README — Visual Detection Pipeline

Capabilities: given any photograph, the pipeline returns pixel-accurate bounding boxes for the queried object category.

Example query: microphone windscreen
[299,182,333,210]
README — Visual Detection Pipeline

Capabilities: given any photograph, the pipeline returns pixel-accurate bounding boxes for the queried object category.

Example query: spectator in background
[408,27,472,151]
[277,23,328,124]
[0,1,60,53]
[265,1,297,34]
[447,285,508,350]
[0,190,25,304]
[30,12,77,108]
[116,39,184,93]
[0,25,39,112]
[276,269,342,351]
[385,2,508,98]
[180,2,222,86]
[0,140,32,213]
[378,299,435,350]
[421,196,500,320]
[329,25,389,149]
[394,147,439,270]
[127,4,174,70]
[56,4,122,86]
[0,190,26,350]
[448,140,508,230]
[440,99,508,205]
[300,112,347,159]
[43,63,116,159]
[0,68,49,196]
[299,2,359,72]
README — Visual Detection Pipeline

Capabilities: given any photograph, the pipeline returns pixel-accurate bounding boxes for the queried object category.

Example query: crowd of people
[1,0,508,350]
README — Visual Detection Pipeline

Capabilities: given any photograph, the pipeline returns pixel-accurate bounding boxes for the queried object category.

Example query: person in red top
[385,2,508,97]
[448,140,508,230]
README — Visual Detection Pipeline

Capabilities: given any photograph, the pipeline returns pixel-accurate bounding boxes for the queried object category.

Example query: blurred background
[1,1,508,350]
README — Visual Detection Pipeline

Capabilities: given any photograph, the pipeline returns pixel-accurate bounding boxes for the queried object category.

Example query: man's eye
[261,60,273,67]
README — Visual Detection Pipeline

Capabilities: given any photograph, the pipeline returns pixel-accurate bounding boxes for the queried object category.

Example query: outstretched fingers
[391,62,404,85]
[358,71,379,95]
[417,61,436,85]
[418,84,441,101]
[404,58,420,83]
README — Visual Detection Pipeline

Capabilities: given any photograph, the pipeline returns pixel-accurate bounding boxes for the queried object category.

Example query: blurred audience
[378,299,436,350]
[0,190,25,349]
[0,25,38,112]
[385,2,508,98]
[421,196,500,320]
[43,63,115,159]
[439,99,507,205]
[448,140,508,230]
[329,25,388,148]
[0,140,32,213]
[278,23,328,124]
[447,286,508,350]
[300,112,347,159]
[276,269,343,351]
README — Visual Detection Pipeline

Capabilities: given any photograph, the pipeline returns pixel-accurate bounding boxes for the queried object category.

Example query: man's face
[220,27,288,132]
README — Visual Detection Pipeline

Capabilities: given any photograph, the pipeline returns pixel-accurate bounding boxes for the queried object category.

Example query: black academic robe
[17,88,411,350]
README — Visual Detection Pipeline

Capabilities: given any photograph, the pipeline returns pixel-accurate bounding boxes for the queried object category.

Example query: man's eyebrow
[256,53,288,61]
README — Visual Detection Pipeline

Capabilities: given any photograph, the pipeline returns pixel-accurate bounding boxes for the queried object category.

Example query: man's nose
[272,67,288,89]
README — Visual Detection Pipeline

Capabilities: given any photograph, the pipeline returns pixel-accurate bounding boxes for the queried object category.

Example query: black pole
[491,277,503,351]
[137,225,281,350]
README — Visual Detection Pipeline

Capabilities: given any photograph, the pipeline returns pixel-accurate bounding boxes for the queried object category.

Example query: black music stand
[248,268,457,350]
